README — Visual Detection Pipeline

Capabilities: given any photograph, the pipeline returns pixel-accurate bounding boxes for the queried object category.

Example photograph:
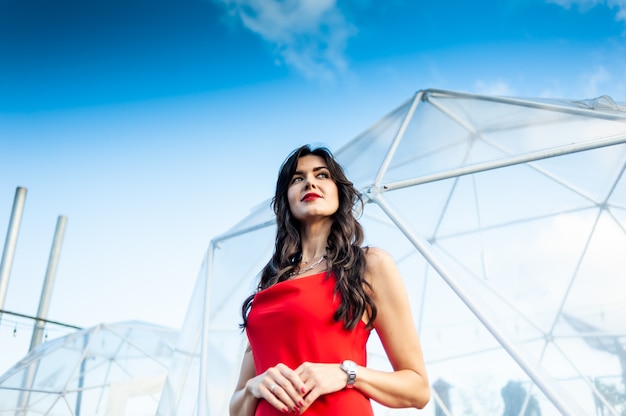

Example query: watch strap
[340,360,357,389]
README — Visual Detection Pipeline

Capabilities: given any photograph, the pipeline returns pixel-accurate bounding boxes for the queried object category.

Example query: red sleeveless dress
[246,271,373,416]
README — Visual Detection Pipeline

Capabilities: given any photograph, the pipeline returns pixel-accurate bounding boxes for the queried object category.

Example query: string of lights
[0,309,82,330]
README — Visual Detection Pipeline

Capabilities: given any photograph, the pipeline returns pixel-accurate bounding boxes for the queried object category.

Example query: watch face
[341,360,357,388]
[342,360,357,371]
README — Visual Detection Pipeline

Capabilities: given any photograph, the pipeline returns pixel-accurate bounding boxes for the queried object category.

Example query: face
[287,154,339,223]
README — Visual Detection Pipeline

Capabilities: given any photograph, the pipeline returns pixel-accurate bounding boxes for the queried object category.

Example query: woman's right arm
[229,348,259,416]
[230,345,307,416]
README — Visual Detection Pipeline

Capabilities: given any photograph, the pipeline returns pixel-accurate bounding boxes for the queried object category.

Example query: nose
[304,175,317,189]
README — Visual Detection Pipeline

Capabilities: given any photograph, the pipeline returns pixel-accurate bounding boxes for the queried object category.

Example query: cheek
[287,188,299,210]
[330,187,340,209]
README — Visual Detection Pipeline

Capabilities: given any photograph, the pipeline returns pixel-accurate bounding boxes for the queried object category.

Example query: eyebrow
[292,166,329,175]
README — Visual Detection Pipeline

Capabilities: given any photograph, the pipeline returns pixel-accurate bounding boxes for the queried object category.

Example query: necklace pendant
[290,254,326,277]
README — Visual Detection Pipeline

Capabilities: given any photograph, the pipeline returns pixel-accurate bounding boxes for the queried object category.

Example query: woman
[229,145,429,415]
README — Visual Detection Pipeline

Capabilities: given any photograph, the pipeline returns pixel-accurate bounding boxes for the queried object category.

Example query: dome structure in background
[0,321,177,416]
[1,88,624,416]
[159,89,626,415]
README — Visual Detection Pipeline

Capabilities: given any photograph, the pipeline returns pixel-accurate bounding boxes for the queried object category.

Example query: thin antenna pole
[16,215,68,415]
[0,187,27,312]
[29,215,68,351]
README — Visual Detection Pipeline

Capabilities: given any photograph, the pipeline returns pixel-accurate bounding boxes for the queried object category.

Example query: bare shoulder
[363,246,399,287]
[363,247,413,328]
[365,245,394,268]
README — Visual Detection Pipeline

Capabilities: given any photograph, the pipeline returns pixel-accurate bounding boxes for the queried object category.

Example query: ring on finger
[270,383,277,393]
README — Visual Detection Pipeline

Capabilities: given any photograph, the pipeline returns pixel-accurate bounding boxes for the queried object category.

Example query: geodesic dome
[159,88,626,416]
[0,321,177,416]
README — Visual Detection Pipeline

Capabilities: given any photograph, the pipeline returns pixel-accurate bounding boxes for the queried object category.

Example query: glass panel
[0,323,177,415]
[175,90,626,415]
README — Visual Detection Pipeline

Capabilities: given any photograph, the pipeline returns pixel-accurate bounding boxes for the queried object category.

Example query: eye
[316,171,330,179]
[290,176,303,184]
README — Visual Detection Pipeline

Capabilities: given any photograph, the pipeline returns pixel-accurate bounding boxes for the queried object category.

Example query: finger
[295,386,319,415]
[264,386,291,414]
[273,365,306,400]
[280,367,307,398]
[265,368,303,412]
[261,379,292,413]
[292,363,315,395]
[267,383,303,413]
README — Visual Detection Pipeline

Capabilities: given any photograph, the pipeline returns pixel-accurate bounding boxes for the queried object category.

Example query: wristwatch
[340,360,357,389]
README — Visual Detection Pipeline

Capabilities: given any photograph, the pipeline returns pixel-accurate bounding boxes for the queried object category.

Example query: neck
[299,220,331,262]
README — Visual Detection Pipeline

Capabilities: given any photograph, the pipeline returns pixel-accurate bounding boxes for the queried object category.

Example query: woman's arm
[356,246,430,409]
[229,348,259,416]
[291,247,430,413]
[229,345,308,416]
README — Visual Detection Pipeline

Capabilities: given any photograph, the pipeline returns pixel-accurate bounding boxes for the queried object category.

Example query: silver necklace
[290,255,326,277]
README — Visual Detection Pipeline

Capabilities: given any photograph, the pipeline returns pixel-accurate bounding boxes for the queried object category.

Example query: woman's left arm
[356,247,430,409]
[292,247,430,413]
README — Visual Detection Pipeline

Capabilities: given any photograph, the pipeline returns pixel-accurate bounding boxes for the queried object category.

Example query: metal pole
[198,243,215,416]
[381,132,626,192]
[0,187,27,312]
[29,215,68,351]
[16,215,68,415]
[424,88,626,121]
[371,191,588,415]
[373,91,423,186]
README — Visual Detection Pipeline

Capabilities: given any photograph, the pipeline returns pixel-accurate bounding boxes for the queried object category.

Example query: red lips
[302,192,321,201]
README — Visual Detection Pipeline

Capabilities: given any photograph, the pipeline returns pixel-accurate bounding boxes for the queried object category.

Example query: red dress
[246,271,373,416]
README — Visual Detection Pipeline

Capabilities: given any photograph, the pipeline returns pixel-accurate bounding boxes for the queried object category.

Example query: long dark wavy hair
[240,145,377,330]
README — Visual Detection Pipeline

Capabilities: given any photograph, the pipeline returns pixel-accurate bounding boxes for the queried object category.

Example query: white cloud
[611,0,626,20]
[582,65,611,97]
[547,0,626,22]
[547,0,603,10]
[214,0,356,81]
[473,79,516,96]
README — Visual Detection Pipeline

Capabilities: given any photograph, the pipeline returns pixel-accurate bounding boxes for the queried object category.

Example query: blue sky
[1,0,625,373]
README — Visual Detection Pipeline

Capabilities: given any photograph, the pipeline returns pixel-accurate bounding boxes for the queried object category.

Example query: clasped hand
[246,362,347,414]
